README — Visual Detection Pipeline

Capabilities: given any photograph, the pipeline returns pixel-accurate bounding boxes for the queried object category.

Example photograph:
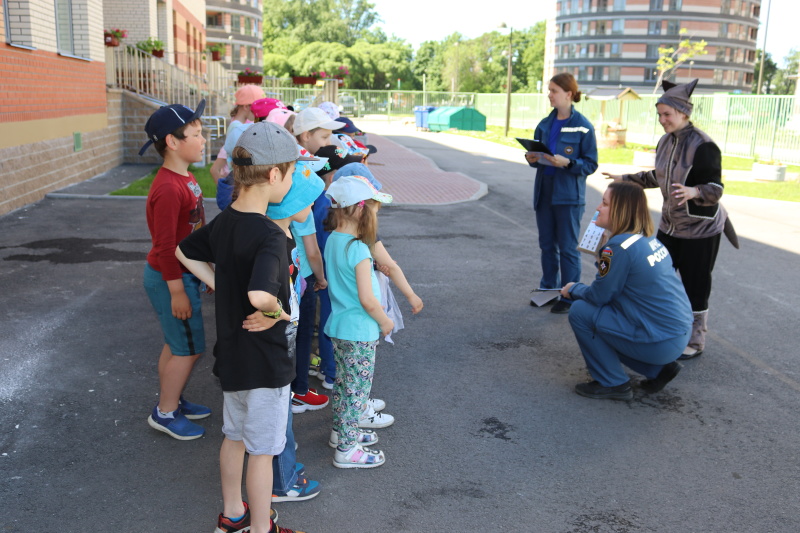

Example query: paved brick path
[365,133,487,205]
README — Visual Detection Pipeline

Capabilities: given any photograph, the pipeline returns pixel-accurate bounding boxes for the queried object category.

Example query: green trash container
[427,107,455,132]
[428,106,486,132]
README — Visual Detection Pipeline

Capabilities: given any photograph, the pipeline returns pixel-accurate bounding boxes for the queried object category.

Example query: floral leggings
[331,338,378,449]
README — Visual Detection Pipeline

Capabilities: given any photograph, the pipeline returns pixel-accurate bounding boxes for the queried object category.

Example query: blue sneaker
[272,473,321,502]
[294,463,305,476]
[147,406,204,440]
[179,396,211,420]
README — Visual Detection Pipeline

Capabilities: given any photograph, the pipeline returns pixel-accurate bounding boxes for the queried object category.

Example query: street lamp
[756,0,772,95]
[499,23,513,137]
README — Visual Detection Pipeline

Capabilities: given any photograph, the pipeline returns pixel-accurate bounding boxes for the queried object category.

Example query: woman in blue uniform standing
[562,182,693,400]
[526,73,598,314]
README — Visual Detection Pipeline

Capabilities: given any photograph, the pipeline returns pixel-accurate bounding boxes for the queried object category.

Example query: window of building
[612,19,624,34]
[719,23,728,38]
[572,0,580,13]
[596,43,606,57]
[747,49,755,62]
[232,15,241,31]
[669,0,682,9]
[749,27,758,40]
[579,66,587,80]
[650,0,663,9]
[597,20,607,34]
[713,69,722,84]
[583,0,592,12]
[597,0,608,12]
[720,0,729,12]
[245,17,252,35]
[593,66,604,80]
[752,4,760,17]
[609,66,620,80]
[716,48,725,61]
[667,20,680,34]
[644,67,658,81]
[745,72,753,84]
[54,0,75,54]
[648,21,662,35]
[232,44,240,62]
[614,0,625,10]
[580,44,588,57]
[647,44,660,58]
[610,42,621,57]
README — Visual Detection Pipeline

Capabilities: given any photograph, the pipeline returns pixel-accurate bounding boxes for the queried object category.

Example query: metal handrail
[104,44,234,115]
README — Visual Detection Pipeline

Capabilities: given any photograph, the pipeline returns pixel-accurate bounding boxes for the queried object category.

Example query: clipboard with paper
[516,138,556,167]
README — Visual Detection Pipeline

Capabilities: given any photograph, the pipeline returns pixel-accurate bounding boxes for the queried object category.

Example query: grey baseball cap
[232,122,317,166]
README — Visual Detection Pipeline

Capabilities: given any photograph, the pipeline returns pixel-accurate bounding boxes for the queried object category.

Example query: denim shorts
[222,386,290,456]
[143,263,206,356]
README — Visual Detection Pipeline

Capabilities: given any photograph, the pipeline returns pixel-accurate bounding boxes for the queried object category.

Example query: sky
[368,0,798,67]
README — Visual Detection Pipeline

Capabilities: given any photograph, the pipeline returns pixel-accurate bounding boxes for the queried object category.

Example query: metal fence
[105,45,234,115]
[103,58,800,165]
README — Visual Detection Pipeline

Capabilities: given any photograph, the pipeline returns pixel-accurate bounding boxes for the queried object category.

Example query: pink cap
[235,85,266,105]
[251,97,287,119]
[266,108,295,128]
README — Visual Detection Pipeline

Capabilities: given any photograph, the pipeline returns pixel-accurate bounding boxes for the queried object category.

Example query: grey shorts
[222,386,290,456]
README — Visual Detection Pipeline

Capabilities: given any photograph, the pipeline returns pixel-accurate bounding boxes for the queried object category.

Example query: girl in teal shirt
[323,175,394,469]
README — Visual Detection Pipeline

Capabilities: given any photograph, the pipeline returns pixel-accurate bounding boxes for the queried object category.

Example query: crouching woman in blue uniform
[561,182,693,400]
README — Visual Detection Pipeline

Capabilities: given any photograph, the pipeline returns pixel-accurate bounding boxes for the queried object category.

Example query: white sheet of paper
[530,290,561,307]
[531,152,556,166]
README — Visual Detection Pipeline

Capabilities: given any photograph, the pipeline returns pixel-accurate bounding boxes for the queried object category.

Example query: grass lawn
[723,180,800,202]
[110,163,217,197]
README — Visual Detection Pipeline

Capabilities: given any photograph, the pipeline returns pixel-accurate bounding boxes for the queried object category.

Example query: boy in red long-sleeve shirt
[141,99,211,440]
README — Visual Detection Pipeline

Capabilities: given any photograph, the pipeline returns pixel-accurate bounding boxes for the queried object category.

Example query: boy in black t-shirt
[177,121,315,533]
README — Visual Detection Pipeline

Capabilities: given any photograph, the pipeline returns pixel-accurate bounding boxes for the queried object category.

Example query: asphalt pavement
[1,120,799,533]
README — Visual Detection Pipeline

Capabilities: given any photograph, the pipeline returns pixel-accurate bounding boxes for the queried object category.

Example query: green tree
[263,0,380,49]
[286,42,365,86]
[411,40,447,91]
[752,49,778,94]
[520,21,546,91]
[654,28,708,92]
[773,49,800,95]
[351,40,415,89]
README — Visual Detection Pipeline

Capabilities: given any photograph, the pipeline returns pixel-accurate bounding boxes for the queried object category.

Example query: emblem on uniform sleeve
[564,146,574,155]
[598,250,612,277]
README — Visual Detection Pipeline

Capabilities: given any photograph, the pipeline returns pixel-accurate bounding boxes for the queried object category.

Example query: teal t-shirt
[323,231,380,342]
[290,212,316,279]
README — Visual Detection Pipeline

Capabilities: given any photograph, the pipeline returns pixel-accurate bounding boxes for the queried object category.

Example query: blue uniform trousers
[535,203,583,291]
[569,300,690,387]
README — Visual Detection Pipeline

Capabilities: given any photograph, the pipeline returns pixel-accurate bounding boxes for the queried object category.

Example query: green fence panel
[255,83,800,164]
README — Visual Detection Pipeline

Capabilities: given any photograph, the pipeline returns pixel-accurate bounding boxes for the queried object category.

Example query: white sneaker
[320,374,334,390]
[333,443,385,469]
[328,428,379,448]
[358,405,394,429]
[368,398,386,412]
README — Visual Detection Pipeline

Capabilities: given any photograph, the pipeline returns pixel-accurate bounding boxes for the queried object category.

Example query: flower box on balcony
[238,75,263,85]
[292,76,318,85]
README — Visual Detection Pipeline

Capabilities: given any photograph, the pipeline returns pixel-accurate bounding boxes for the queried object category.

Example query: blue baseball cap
[267,168,325,220]
[139,99,205,156]
[333,162,382,190]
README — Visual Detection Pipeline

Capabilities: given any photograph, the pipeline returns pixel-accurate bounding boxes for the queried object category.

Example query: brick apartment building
[0,0,219,215]
[546,0,761,93]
